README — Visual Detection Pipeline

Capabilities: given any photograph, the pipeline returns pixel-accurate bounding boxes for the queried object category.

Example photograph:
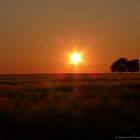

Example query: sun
[70,52,82,65]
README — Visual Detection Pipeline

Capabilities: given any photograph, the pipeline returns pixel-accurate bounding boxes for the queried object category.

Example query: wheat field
[0,73,140,140]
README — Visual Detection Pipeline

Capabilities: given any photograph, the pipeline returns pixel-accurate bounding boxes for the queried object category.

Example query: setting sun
[70,52,82,65]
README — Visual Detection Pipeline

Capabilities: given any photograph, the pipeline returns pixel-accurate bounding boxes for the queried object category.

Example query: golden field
[0,73,140,140]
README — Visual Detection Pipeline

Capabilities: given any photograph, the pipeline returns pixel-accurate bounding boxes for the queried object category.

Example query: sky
[0,0,140,74]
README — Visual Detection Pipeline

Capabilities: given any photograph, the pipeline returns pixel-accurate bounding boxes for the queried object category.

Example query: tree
[111,58,140,73]
[127,59,140,73]
[111,58,128,73]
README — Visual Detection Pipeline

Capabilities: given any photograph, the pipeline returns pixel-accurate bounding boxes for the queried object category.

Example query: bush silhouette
[111,58,140,73]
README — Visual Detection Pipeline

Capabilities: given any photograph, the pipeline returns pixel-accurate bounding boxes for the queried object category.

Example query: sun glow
[70,52,82,65]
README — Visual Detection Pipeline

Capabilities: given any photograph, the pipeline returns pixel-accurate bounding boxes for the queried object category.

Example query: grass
[0,73,140,140]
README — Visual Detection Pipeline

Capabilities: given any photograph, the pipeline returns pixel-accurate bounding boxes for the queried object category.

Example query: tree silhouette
[127,59,139,73]
[110,58,140,73]
[111,58,128,73]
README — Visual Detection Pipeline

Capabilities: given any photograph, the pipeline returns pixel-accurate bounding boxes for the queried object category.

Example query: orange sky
[0,0,140,74]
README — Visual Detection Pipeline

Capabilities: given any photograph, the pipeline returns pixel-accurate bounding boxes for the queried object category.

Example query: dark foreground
[0,73,140,140]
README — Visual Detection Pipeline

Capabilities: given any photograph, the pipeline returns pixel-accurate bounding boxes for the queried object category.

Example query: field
[0,73,140,140]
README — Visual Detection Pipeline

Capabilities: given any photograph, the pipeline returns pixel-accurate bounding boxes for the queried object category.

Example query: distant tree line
[110,58,140,73]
